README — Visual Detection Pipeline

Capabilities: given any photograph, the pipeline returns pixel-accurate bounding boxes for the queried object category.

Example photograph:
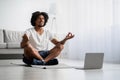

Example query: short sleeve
[24,29,31,40]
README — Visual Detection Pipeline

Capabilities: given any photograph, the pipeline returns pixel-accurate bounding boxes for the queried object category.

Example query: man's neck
[34,26,43,32]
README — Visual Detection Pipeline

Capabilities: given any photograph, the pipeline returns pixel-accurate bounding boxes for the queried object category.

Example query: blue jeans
[23,50,58,65]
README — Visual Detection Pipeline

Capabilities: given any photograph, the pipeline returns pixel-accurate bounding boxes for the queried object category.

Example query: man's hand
[60,32,74,45]
[65,32,74,40]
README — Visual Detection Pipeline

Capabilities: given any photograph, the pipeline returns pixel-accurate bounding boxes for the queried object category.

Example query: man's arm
[21,34,44,61]
[51,32,74,45]
[21,34,29,48]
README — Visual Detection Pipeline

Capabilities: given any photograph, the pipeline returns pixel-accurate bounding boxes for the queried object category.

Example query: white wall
[0,0,55,31]
[111,0,120,63]
[57,0,120,63]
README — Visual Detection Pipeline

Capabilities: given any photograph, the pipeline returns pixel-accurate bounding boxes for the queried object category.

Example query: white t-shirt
[24,28,55,51]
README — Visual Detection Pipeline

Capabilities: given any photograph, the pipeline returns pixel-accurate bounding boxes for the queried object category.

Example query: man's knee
[60,44,64,50]
[57,44,64,50]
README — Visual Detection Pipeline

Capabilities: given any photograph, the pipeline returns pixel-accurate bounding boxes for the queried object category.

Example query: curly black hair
[31,11,49,26]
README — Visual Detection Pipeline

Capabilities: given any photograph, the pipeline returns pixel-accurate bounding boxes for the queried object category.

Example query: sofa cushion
[7,43,21,49]
[0,43,7,48]
[0,29,4,43]
[4,29,24,43]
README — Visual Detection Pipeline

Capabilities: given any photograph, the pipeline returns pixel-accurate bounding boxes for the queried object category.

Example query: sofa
[0,29,24,59]
[0,29,68,59]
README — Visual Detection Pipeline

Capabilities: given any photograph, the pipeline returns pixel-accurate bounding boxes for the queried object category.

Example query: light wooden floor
[0,59,120,80]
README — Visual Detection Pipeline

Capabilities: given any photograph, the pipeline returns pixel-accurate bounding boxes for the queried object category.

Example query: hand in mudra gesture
[65,32,74,40]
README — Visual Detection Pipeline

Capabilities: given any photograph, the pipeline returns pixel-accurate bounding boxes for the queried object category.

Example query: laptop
[75,53,104,70]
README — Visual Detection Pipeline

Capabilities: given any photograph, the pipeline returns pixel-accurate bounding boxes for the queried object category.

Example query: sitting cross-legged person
[21,11,74,65]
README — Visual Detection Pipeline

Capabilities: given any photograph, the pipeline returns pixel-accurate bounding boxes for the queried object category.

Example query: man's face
[35,15,45,27]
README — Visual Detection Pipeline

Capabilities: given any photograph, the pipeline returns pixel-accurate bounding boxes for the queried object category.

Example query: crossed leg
[44,44,64,63]
[24,46,43,61]
[23,43,64,63]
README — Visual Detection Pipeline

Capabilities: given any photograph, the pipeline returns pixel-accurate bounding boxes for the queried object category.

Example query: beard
[38,22,44,27]
[38,25,44,27]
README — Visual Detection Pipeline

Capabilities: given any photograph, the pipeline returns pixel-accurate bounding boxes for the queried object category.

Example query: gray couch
[0,29,24,59]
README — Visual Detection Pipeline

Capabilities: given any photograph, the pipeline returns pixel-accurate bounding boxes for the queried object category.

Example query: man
[21,11,74,65]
